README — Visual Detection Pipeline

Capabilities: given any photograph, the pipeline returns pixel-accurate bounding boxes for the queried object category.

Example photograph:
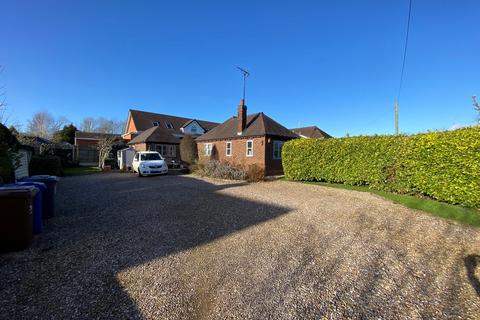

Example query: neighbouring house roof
[20,136,52,145]
[127,126,180,145]
[128,109,219,134]
[180,119,206,131]
[55,141,74,149]
[196,112,299,142]
[75,131,122,140]
[290,126,332,139]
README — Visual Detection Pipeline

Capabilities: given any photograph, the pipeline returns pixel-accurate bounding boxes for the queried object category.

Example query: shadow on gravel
[465,254,480,297]
[0,173,291,319]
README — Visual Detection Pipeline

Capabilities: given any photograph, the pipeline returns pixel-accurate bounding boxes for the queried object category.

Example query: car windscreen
[140,153,162,161]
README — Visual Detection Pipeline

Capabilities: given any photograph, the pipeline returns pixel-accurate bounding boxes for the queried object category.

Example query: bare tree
[0,65,8,125]
[52,116,69,133]
[473,96,480,124]
[114,120,126,134]
[80,117,96,132]
[27,111,70,138]
[27,111,55,138]
[96,117,115,134]
[80,117,124,134]
[97,136,116,168]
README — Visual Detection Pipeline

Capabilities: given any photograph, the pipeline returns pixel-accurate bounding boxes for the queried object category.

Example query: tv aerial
[237,67,250,101]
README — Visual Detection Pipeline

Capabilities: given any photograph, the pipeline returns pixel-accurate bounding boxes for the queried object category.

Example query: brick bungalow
[123,109,218,162]
[74,131,122,146]
[290,126,332,139]
[196,99,299,176]
[73,132,123,165]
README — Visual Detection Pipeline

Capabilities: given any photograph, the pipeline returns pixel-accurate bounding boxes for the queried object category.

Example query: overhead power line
[395,0,413,135]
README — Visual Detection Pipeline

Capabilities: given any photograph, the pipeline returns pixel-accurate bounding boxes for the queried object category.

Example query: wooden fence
[74,145,98,166]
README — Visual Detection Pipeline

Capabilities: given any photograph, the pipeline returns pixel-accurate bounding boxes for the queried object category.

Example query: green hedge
[29,155,63,177]
[282,126,480,208]
[0,123,20,183]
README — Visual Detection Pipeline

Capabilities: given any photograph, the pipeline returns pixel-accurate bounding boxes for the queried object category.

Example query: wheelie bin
[20,175,58,219]
[14,182,46,234]
[0,185,38,253]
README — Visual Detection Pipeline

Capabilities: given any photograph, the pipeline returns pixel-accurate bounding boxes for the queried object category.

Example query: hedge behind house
[29,155,63,177]
[0,123,20,183]
[282,126,480,208]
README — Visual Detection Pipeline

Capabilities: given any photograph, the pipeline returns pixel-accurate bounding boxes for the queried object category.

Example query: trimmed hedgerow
[282,126,480,208]
[29,155,63,177]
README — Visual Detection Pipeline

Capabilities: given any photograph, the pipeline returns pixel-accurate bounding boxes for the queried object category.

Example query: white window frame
[155,144,176,157]
[246,140,253,157]
[226,141,232,157]
[273,140,284,159]
[152,121,160,127]
[167,145,176,157]
[204,143,212,156]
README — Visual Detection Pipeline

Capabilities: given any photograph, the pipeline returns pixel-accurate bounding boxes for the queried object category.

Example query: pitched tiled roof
[180,119,206,131]
[127,126,180,145]
[196,112,298,141]
[129,109,219,134]
[290,126,332,139]
[24,136,52,144]
[75,131,122,140]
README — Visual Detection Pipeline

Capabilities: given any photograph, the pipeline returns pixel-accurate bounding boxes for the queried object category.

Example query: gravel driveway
[1,173,479,319]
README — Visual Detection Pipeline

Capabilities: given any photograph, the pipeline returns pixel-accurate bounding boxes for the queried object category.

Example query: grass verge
[63,166,101,176]
[288,179,480,227]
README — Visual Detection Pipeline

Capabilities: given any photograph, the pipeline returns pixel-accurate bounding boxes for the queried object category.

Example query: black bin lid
[0,186,39,199]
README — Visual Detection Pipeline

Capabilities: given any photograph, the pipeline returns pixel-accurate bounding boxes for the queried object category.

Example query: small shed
[117,147,135,170]
[14,145,33,180]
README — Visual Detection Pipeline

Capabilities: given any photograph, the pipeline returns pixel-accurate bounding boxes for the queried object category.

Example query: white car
[132,151,168,177]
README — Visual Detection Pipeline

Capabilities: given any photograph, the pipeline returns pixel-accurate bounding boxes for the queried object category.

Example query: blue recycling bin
[20,175,59,219]
[14,182,46,234]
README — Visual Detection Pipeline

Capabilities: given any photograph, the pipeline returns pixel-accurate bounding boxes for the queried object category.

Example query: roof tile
[290,126,332,138]
[196,112,298,141]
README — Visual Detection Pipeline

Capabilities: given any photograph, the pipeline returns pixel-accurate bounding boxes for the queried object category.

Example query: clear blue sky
[1,0,479,137]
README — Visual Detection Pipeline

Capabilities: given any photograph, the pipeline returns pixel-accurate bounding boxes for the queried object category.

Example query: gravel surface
[1,172,480,319]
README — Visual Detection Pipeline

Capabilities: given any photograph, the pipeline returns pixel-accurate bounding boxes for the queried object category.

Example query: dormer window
[191,126,197,133]
[152,121,160,127]
[165,122,174,129]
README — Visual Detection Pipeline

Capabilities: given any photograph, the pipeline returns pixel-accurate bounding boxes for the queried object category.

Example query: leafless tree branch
[0,65,8,125]
[97,136,116,168]
[27,111,71,138]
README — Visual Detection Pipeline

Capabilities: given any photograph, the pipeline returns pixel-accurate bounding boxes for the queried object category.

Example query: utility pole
[395,102,399,135]
[395,0,412,136]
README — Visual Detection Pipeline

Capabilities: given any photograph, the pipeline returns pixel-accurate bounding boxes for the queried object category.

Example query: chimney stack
[237,99,247,135]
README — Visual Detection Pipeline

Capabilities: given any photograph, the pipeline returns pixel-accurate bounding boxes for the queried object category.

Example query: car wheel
[137,170,143,177]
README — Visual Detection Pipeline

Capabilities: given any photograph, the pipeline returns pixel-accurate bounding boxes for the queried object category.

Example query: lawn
[63,166,101,176]
[288,180,480,227]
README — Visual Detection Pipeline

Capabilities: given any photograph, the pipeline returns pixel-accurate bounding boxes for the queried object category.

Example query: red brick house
[290,126,332,139]
[74,131,122,146]
[123,109,218,162]
[196,99,299,176]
